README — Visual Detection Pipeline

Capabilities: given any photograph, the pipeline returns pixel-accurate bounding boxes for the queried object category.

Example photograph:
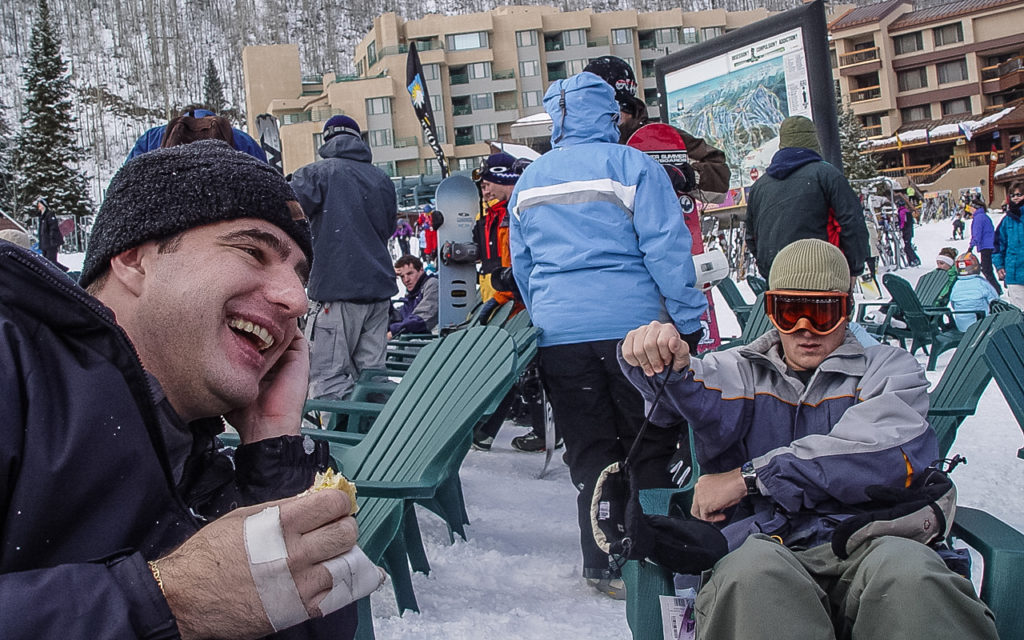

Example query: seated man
[620,238,997,639]
[389,254,439,338]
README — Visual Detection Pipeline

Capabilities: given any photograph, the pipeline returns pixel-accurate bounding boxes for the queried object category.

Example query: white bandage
[318,546,387,615]
[244,506,309,631]
[243,506,386,630]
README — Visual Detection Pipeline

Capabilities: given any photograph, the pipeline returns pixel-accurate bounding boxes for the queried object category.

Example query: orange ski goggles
[765,290,850,335]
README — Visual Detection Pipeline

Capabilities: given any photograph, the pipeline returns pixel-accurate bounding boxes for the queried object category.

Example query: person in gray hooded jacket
[290,116,398,399]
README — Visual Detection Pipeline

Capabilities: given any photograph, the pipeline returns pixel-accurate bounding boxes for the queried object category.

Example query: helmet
[955,251,981,276]
[583,56,638,112]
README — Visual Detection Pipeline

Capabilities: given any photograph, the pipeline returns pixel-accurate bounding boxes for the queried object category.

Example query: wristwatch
[740,461,759,495]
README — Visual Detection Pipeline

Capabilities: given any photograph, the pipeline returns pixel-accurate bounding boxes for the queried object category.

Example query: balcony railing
[639,38,657,50]
[454,134,476,146]
[982,56,1023,81]
[450,72,469,85]
[452,104,472,116]
[850,85,882,102]
[377,45,409,58]
[495,101,518,111]
[878,164,930,178]
[588,36,609,47]
[544,40,564,52]
[494,69,515,80]
[548,68,567,81]
[839,47,879,67]
[861,124,883,137]
[393,136,418,149]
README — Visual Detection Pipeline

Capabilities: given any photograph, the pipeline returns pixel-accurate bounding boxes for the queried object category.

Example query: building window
[563,29,586,47]
[457,156,483,170]
[468,62,491,80]
[366,97,390,115]
[422,63,440,81]
[892,32,923,55]
[681,27,698,44]
[933,23,964,47]
[655,28,678,45]
[941,97,972,116]
[374,161,396,177]
[897,67,928,92]
[446,31,489,51]
[900,104,932,122]
[356,59,365,77]
[475,123,497,141]
[612,28,632,45]
[568,59,588,75]
[422,126,447,145]
[520,60,540,77]
[516,30,537,47]
[701,27,724,41]
[860,113,882,132]
[367,41,377,67]
[522,90,542,107]
[430,95,442,112]
[367,129,392,147]
[937,58,969,84]
[470,93,493,110]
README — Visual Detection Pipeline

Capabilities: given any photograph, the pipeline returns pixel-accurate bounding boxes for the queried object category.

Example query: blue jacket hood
[766,147,823,179]
[545,72,620,148]
[319,132,373,163]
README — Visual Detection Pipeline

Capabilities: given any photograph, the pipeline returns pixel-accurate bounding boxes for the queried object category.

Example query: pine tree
[14,0,94,225]
[203,57,226,114]
[0,100,18,220]
[835,91,878,181]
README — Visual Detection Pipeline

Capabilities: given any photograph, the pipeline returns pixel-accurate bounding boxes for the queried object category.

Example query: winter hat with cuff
[323,115,361,141]
[779,116,821,155]
[769,238,850,292]
[477,152,520,185]
[80,140,312,288]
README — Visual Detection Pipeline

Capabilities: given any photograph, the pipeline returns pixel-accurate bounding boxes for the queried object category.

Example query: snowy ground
[58,216,1024,639]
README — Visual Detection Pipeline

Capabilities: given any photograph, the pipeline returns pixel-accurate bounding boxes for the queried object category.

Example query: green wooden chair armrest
[927,406,977,417]
[352,479,438,499]
[300,427,363,446]
[950,506,1024,640]
[855,301,890,322]
[303,398,386,418]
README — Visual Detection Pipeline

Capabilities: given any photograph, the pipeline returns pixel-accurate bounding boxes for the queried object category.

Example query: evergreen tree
[14,0,94,225]
[203,57,226,114]
[0,100,18,220]
[835,91,878,181]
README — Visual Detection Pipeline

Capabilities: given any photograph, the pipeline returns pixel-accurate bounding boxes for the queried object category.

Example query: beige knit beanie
[778,116,821,155]
[769,239,850,292]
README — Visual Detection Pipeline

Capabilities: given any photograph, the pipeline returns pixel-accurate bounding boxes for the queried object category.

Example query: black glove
[476,299,500,324]
[681,329,703,355]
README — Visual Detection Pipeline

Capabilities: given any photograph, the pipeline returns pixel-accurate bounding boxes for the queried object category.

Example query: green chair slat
[983,322,1024,459]
[716,278,752,330]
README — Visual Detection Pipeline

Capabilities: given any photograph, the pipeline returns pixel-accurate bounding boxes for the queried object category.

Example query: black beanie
[81,140,313,288]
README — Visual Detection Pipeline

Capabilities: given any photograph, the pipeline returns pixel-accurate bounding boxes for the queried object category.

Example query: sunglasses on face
[765,290,850,335]
[1011,192,1024,198]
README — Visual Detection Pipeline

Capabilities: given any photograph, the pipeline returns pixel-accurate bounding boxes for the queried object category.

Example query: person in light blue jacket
[950,251,999,331]
[509,71,706,598]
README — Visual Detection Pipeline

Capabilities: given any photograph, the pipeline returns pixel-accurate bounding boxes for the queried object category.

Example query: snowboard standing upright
[256,113,284,175]
[627,123,722,352]
[434,175,481,330]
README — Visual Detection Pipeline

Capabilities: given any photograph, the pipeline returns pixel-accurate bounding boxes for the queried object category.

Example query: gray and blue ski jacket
[508,72,706,347]
[620,329,939,551]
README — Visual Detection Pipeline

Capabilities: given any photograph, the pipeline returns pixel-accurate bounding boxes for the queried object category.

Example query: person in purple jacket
[968,197,1002,293]
[620,239,997,640]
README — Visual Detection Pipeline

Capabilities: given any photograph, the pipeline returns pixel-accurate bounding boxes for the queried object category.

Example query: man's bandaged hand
[155,489,361,640]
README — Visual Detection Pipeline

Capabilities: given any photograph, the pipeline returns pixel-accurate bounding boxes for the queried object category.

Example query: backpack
[160,111,235,149]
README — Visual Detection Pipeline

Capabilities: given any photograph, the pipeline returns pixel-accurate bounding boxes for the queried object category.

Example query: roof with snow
[890,0,1022,31]
[488,141,541,160]
[861,106,1017,150]
[829,0,908,31]
[995,154,1024,181]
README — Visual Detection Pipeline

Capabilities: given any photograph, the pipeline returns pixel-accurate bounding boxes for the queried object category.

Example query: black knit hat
[583,56,638,112]
[80,140,312,288]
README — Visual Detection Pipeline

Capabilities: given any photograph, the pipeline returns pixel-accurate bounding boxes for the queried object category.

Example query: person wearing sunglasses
[619,239,996,640]
[994,180,1024,309]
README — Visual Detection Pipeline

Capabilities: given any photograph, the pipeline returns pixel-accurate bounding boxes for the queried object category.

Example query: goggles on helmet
[765,290,849,335]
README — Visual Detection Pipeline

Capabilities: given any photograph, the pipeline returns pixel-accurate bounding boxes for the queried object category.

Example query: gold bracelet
[148,560,166,596]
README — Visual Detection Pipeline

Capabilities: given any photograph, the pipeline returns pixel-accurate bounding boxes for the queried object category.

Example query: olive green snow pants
[695,534,998,640]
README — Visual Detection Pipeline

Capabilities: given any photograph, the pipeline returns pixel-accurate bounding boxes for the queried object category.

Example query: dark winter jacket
[389,273,439,337]
[290,134,398,303]
[994,203,1024,285]
[37,210,63,255]
[126,109,268,163]
[0,243,354,640]
[969,208,996,252]
[746,147,868,279]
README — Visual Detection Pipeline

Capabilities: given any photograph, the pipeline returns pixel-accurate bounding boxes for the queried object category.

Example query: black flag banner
[406,42,449,178]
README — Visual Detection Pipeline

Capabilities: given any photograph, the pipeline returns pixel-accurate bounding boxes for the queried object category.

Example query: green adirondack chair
[622,309,1024,640]
[746,274,768,296]
[879,273,967,371]
[716,294,770,350]
[715,277,752,330]
[982,322,1024,459]
[915,268,951,307]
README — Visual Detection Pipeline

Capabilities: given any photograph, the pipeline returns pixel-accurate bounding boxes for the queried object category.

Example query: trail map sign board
[656,0,838,203]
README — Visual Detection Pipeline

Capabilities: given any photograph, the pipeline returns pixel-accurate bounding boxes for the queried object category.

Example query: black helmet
[584,56,638,112]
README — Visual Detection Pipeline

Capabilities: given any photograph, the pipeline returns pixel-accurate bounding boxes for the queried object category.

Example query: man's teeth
[228,318,275,351]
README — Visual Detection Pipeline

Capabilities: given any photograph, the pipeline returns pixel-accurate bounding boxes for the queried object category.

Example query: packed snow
[57,215,1024,639]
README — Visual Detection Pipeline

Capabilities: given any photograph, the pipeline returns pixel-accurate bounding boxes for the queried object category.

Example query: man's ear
[107,245,152,296]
